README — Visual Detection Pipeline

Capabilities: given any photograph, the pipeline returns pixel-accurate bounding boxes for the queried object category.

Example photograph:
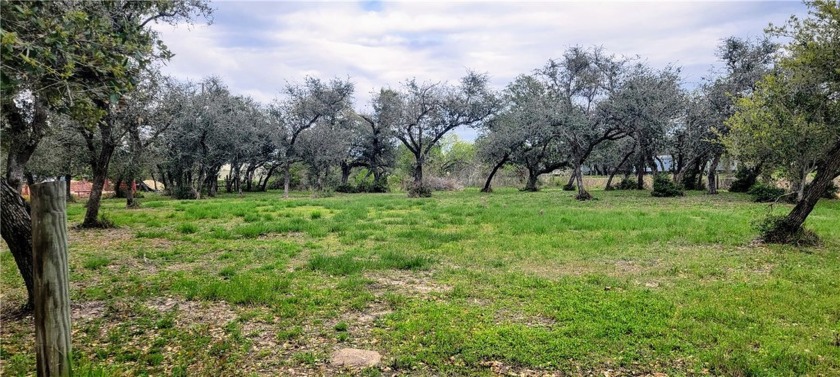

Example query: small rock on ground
[330,348,381,367]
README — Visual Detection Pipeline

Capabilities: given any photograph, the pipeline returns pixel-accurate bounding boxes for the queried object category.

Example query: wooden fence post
[31,181,72,377]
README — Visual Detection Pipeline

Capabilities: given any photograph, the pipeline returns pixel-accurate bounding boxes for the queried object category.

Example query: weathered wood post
[31,181,72,377]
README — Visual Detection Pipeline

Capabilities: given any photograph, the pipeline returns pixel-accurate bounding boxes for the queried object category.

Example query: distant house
[21,179,114,198]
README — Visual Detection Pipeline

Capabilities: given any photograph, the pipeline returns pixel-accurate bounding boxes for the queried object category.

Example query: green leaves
[1,0,211,121]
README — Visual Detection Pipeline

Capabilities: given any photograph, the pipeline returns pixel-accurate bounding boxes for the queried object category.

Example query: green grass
[82,256,110,270]
[1,188,839,375]
[176,222,198,234]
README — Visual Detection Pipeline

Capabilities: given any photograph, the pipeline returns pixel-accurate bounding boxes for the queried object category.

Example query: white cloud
[153,0,807,139]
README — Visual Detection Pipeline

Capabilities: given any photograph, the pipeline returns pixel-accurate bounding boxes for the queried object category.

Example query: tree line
[2,0,839,310]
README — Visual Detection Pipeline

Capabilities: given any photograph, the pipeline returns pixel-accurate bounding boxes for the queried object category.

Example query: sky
[152,0,808,140]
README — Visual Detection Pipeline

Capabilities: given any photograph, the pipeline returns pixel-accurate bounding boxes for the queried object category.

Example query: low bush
[651,174,684,197]
[335,184,356,193]
[407,182,432,198]
[336,181,389,193]
[728,167,758,193]
[356,180,389,193]
[615,178,638,190]
[172,186,197,200]
[747,183,786,203]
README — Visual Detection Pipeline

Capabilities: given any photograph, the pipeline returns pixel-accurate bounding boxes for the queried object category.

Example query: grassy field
[1,189,839,376]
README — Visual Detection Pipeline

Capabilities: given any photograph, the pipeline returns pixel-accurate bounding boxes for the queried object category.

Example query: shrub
[407,182,432,198]
[336,180,389,194]
[426,176,463,191]
[728,166,758,193]
[335,184,357,193]
[753,214,820,246]
[615,178,638,190]
[747,183,786,203]
[356,180,389,193]
[172,186,197,200]
[651,174,684,197]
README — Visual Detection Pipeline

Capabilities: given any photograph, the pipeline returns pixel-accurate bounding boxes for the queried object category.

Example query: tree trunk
[314,168,324,192]
[523,168,539,191]
[648,154,659,175]
[481,154,508,193]
[674,157,691,188]
[245,166,254,192]
[654,156,665,173]
[82,116,118,228]
[771,142,840,243]
[156,166,169,194]
[5,152,31,193]
[283,163,291,198]
[564,174,575,190]
[3,97,49,193]
[574,162,591,200]
[260,165,277,192]
[794,167,810,202]
[340,162,352,186]
[675,150,685,175]
[606,149,634,190]
[126,179,139,209]
[113,176,124,198]
[707,153,721,195]
[636,158,645,190]
[0,179,35,310]
[413,155,424,186]
[64,174,74,202]
[82,162,111,228]
[207,175,217,197]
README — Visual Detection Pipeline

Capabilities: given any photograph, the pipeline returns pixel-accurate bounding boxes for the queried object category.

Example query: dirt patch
[106,255,160,275]
[145,296,239,324]
[73,300,106,322]
[69,227,135,249]
[330,348,381,367]
[366,270,452,297]
[481,360,563,376]
[615,260,644,274]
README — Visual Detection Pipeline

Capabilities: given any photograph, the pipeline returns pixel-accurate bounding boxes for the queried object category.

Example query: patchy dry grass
[2,188,839,376]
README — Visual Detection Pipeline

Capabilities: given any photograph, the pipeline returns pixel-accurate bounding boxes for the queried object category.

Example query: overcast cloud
[152,0,807,140]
